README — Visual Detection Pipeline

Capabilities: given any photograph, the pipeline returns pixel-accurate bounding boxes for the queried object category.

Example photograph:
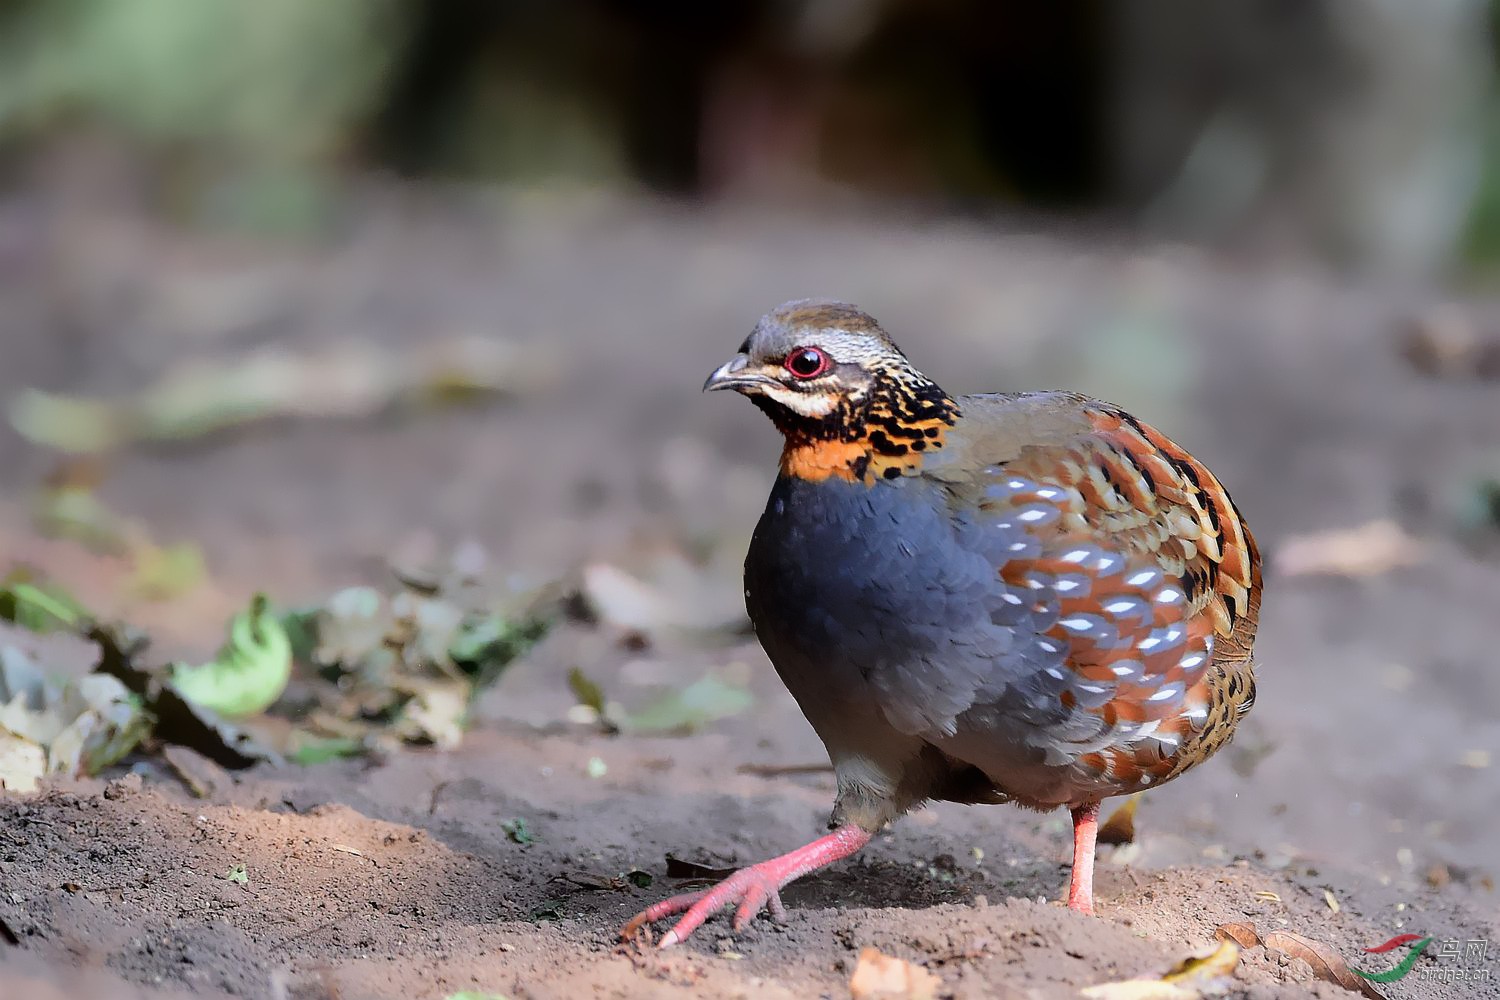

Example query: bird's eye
[783,347,830,380]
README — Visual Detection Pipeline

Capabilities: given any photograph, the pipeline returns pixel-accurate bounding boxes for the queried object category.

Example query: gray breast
[745,475,1062,742]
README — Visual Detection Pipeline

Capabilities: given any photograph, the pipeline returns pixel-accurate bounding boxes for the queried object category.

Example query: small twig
[330,844,378,867]
[427,780,450,816]
[551,873,627,892]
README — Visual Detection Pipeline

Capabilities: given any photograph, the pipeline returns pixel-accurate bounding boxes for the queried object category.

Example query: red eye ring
[783,346,830,380]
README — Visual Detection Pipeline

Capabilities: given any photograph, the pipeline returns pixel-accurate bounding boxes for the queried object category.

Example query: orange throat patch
[779,418,953,484]
[763,364,961,484]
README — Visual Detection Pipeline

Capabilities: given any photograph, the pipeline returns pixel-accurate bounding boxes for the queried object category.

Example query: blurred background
[0,3,1497,997]
[1,0,1498,266]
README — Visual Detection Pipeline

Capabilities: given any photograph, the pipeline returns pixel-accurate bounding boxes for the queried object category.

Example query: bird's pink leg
[1067,801,1100,914]
[621,825,872,948]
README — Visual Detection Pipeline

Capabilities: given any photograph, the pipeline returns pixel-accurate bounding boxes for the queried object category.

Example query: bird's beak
[702,353,776,394]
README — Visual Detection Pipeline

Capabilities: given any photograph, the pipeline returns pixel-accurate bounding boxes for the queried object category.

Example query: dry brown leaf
[849,946,939,1000]
[1098,793,1141,845]
[1082,940,1239,999]
[1274,520,1423,578]
[1162,939,1240,983]
[0,731,46,794]
[1214,923,1261,948]
[1262,931,1385,1000]
[1252,890,1281,903]
[663,855,739,881]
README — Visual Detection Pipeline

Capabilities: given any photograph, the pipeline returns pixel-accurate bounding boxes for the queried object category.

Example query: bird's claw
[622,864,788,948]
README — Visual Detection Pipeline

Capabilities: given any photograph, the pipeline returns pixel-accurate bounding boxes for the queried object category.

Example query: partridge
[624,300,1261,947]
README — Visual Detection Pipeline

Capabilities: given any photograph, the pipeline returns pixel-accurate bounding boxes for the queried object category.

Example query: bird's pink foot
[1067,800,1100,914]
[621,825,871,947]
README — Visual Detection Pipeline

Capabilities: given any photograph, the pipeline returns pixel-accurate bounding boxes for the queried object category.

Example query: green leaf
[501,817,535,845]
[625,869,653,889]
[567,667,606,714]
[88,621,278,770]
[621,675,753,735]
[169,594,292,718]
[449,613,550,693]
[0,578,87,633]
[223,863,249,885]
[8,390,124,453]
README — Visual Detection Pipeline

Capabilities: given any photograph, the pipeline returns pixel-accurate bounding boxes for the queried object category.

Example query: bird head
[704,300,959,483]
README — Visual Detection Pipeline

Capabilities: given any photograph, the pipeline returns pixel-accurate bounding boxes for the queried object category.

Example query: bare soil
[0,182,1496,999]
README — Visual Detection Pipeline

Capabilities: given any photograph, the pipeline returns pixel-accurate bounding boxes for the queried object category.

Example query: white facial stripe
[759,383,838,417]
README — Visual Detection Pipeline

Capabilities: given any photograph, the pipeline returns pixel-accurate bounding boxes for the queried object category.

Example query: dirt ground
[0,177,1497,999]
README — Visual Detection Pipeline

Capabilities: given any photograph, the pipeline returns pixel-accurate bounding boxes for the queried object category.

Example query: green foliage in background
[0,0,401,230]
[3,0,1500,272]
[0,0,398,156]
[1463,0,1500,267]
[0,0,627,207]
